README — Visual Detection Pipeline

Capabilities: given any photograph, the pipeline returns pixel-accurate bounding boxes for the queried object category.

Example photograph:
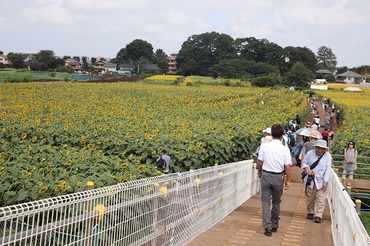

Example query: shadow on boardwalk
[187,167,333,246]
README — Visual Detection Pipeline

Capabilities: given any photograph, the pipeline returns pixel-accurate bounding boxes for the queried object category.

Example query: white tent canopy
[344,86,362,92]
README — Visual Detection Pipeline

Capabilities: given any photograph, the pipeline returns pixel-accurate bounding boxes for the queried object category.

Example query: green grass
[360,212,370,233]
[0,68,75,82]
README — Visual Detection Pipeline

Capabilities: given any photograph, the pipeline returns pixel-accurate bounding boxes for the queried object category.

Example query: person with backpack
[291,136,308,167]
[156,149,171,174]
[342,141,358,185]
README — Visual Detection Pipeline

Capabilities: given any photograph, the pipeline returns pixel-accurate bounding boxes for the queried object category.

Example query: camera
[306,175,313,186]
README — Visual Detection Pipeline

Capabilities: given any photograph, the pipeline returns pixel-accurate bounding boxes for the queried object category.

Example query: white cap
[263,127,271,134]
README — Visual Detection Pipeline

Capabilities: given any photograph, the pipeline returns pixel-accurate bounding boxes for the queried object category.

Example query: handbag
[301,153,325,182]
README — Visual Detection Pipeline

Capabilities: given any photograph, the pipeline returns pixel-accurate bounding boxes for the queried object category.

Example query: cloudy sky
[1,0,369,67]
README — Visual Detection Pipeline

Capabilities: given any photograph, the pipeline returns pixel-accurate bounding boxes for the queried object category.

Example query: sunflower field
[0,82,307,206]
[314,85,370,156]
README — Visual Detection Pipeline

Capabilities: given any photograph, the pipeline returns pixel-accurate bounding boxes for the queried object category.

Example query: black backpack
[156,156,166,170]
[287,132,296,147]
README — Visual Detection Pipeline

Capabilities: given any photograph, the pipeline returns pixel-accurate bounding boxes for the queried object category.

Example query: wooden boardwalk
[187,167,334,246]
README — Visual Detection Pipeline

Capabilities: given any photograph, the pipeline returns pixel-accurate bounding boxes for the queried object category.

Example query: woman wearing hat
[301,140,332,223]
[299,131,320,161]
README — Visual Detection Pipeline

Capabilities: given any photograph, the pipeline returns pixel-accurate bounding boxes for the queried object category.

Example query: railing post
[346,185,351,196]
[85,181,94,246]
[356,199,362,215]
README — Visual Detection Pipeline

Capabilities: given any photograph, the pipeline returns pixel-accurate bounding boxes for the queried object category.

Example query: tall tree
[212,58,279,79]
[283,62,314,88]
[81,56,89,70]
[281,46,317,75]
[7,53,26,69]
[115,39,154,73]
[34,50,64,70]
[154,49,168,73]
[154,49,167,62]
[316,46,337,70]
[235,37,283,66]
[177,32,235,76]
[91,57,97,65]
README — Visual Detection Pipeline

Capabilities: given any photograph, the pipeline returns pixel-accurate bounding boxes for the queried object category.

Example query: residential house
[141,64,161,74]
[94,60,105,71]
[104,63,117,73]
[117,64,135,75]
[23,53,37,63]
[65,58,82,72]
[336,71,365,84]
[0,54,9,65]
[167,53,178,74]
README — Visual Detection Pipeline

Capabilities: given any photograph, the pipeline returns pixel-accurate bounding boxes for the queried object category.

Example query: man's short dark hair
[271,124,284,138]
[162,149,167,154]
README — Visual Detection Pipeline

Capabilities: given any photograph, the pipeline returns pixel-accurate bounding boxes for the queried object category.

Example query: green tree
[115,39,154,73]
[212,58,279,79]
[281,46,317,75]
[7,53,26,69]
[81,56,89,70]
[91,57,97,65]
[154,49,168,73]
[283,62,314,88]
[336,66,348,74]
[235,37,283,66]
[251,76,278,87]
[177,32,236,76]
[316,46,337,70]
[34,50,64,70]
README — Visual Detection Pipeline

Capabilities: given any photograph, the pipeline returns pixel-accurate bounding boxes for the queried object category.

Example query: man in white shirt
[257,124,292,236]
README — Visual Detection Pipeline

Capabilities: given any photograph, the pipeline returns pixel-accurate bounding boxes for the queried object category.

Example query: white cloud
[1,0,369,67]
[0,17,9,30]
[21,1,74,24]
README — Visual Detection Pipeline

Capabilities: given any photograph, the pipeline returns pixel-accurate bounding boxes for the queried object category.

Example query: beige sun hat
[309,131,320,139]
[314,139,328,149]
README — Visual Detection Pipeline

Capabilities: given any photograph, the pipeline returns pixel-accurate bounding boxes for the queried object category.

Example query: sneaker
[315,217,322,223]
[264,229,272,236]
[307,213,314,220]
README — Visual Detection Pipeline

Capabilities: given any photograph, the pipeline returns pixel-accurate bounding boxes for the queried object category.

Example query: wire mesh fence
[0,160,259,246]
[329,168,370,246]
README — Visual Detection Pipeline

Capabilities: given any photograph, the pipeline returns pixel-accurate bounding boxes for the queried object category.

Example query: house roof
[316,69,332,74]
[66,58,79,63]
[118,63,135,69]
[104,63,117,68]
[336,71,364,78]
[142,64,160,70]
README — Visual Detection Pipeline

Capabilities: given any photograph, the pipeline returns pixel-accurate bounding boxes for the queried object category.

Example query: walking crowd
[255,95,355,237]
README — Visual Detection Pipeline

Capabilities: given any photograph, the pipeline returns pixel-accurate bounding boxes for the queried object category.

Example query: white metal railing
[328,168,370,246]
[0,160,259,246]
[331,154,370,179]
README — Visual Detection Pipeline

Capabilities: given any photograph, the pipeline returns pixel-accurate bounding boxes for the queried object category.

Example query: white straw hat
[314,139,328,149]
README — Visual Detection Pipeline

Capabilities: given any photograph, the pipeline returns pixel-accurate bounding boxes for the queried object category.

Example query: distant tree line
[1,31,370,87]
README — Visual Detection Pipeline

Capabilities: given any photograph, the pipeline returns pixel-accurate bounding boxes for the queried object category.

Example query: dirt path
[308,98,340,139]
